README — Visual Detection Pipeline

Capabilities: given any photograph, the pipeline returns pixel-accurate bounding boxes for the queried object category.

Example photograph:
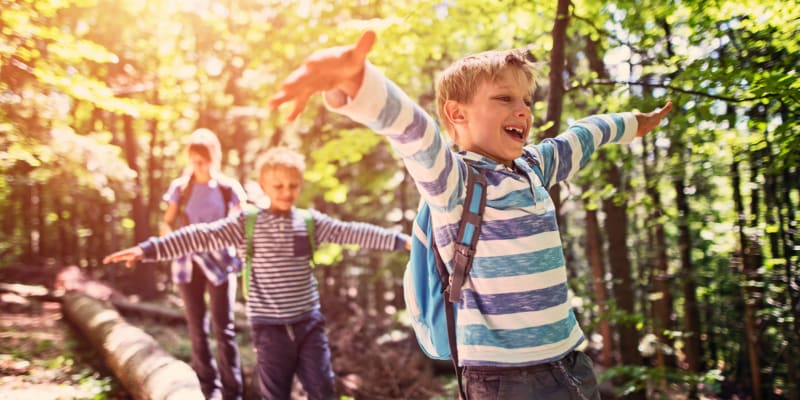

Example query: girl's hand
[269,31,376,121]
[635,102,673,137]
[103,246,144,268]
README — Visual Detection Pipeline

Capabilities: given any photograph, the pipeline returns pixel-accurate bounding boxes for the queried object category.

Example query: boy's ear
[444,100,467,125]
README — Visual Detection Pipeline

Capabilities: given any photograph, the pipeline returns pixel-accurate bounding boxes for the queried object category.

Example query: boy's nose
[515,103,531,118]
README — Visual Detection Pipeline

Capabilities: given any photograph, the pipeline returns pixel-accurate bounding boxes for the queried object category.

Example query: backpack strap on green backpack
[242,206,260,299]
[296,208,316,268]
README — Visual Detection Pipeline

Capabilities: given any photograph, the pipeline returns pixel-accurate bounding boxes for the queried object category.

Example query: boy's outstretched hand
[268,30,376,121]
[635,102,673,137]
[103,246,144,268]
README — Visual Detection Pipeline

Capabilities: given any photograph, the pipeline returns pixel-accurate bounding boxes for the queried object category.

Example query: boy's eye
[495,96,511,102]
[524,99,533,107]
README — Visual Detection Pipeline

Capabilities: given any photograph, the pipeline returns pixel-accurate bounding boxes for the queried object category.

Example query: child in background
[268,31,671,399]
[159,128,246,400]
[105,146,411,400]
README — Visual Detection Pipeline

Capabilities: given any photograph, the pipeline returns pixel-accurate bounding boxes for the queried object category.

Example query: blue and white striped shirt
[326,63,638,366]
[140,207,408,324]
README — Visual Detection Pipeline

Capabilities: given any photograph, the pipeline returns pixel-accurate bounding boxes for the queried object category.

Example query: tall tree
[602,149,645,400]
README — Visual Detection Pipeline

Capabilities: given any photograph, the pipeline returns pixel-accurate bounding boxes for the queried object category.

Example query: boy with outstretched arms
[269,31,671,399]
[104,146,411,400]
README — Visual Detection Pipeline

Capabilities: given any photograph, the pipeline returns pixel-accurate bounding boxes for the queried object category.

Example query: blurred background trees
[1,0,797,397]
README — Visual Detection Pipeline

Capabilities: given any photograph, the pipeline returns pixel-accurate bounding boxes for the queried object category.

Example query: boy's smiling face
[259,165,303,213]
[446,68,532,166]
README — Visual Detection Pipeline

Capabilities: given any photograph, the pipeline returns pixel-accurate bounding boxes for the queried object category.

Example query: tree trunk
[123,114,158,299]
[601,151,644,400]
[781,168,800,397]
[62,292,204,400]
[673,163,703,372]
[584,204,614,366]
[20,168,35,262]
[544,0,568,140]
[146,111,161,238]
[53,195,69,260]
[542,0,570,223]
[643,136,676,370]
[35,182,47,259]
[731,158,762,400]
[774,168,799,400]
[674,172,702,373]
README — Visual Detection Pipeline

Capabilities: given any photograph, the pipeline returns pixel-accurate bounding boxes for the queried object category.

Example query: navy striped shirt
[140,207,407,324]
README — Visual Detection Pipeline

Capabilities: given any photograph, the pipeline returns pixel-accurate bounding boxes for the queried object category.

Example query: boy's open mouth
[504,126,525,140]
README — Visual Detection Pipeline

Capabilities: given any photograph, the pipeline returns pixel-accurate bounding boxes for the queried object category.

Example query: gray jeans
[464,351,600,400]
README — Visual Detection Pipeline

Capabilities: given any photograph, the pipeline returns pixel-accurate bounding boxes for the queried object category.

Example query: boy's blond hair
[435,48,538,137]
[256,146,306,177]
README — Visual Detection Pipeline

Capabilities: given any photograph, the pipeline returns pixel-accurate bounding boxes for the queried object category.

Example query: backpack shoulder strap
[432,162,487,400]
[219,182,233,215]
[447,164,487,302]
[296,208,316,268]
[242,206,260,299]
[174,174,195,227]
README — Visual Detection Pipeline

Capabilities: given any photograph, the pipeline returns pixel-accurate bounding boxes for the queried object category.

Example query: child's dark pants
[251,309,335,400]
[179,263,243,400]
[464,350,600,400]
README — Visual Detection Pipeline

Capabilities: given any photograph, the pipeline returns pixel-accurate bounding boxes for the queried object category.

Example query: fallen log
[110,297,250,331]
[62,292,204,400]
[0,282,63,302]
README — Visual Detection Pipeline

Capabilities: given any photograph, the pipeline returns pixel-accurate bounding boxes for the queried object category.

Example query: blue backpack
[404,156,545,398]
[403,164,487,398]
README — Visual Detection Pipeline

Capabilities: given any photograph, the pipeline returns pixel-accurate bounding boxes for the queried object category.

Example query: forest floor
[0,263,741,400]
[0,263,129,400]
[0,297,123,400]
[0,263,450,400]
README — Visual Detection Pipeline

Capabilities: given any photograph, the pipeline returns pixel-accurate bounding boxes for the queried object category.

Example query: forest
[1,0,798,399]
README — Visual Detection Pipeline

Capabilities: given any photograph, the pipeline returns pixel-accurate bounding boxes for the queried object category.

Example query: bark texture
[62,292,204,400]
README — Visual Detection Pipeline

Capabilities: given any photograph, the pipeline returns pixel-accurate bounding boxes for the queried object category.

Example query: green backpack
[241,207,315,299]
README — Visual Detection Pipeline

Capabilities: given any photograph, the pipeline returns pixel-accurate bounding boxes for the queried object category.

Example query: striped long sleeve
[140,216,244,261]
[326,63,638,366]
[142,207,406,324]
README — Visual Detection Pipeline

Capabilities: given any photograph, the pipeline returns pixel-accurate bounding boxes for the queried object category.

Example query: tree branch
[567,79,773,103]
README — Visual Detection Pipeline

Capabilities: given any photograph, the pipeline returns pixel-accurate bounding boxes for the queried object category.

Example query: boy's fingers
[652,102,672,119]
[287,94,311,122]
[353,31,376,62]
[268,91,290,109]
[279,65,311,92]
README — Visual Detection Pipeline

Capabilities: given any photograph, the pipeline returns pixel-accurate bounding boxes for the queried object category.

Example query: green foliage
[598,365,724,398]
[2,0,798,396]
